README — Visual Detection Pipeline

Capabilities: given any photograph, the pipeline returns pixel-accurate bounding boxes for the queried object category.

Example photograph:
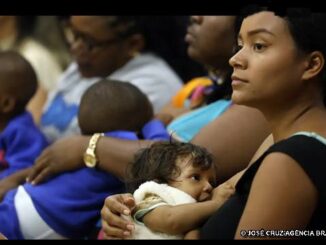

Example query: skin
[0,232,7,240]
[230,11,326,239]
[169,158,217,202]
[159,15,237,120]
[186,16,236,73]
[69,16,143,78]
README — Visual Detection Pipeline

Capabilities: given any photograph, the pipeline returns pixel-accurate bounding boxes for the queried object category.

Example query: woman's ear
[0,95,16,114]
[126,33,145,58]
[302,51,325,81]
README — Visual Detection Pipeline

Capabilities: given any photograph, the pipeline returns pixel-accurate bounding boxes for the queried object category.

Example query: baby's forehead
[176,156,213,171]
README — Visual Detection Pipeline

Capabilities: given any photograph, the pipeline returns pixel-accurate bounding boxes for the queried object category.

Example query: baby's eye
[191,174,201,181]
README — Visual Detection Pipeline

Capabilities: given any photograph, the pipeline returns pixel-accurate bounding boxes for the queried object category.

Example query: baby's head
[78,79,153,135]
[126,141,217,202]
[0,51,37,117]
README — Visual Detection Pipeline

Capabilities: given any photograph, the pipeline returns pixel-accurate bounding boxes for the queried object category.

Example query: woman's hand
[27,135,87,184]
[101,193,136,239]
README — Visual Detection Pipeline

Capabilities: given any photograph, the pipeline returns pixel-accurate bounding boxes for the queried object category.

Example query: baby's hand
[211,182,235,205]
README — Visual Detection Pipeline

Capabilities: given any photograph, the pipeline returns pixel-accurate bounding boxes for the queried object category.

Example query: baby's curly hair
[126,141,215,193]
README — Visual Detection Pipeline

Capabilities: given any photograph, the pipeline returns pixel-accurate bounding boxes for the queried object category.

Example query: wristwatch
[83,133,104,168]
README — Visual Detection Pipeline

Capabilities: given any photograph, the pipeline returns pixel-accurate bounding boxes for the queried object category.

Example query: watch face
[83,154,96,168]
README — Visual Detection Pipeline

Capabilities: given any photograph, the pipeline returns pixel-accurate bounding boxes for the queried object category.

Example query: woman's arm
[0,167,32,201]
[28,104,269,185]
[27,86,48,125]
[235,153,318,239]
[27,135,154,184]
[0,233,7,240]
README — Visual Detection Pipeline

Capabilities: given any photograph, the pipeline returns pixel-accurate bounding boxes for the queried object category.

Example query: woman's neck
[263,101,326,142]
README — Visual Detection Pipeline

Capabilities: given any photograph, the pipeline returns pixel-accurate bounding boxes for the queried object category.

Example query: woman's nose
[229,47,247,69]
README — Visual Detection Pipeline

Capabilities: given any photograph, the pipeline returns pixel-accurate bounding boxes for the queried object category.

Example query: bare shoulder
[238,152,318,232]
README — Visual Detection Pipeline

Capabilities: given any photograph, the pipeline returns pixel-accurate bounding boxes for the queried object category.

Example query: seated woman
[200,7,326,239]
[159,16,236,142]
[39,16,184,143]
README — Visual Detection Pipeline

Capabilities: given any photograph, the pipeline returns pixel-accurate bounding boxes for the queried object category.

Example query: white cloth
[40,53,182,143]
[14,186,67,239]
[128,181,196,239]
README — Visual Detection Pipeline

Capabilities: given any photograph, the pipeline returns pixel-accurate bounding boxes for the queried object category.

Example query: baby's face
[169,158,216,202]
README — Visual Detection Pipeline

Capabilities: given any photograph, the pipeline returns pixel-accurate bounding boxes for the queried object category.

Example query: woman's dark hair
[237,6,326,104]
[125,141,214,193]
[15,16,37,43]
[106,16,206,82]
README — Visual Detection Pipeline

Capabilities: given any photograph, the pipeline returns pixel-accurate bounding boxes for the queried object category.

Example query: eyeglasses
[64,26,121,52]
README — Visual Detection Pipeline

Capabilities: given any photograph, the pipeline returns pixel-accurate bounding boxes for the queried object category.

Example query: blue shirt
[167,99,232,142]
[0,111,48,179]
[0,119,169,239]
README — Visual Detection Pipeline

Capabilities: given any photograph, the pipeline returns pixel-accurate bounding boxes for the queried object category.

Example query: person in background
[0,16,64,124]
[160,16,237,142]
[40,16,184,143]
[0,51,48,201]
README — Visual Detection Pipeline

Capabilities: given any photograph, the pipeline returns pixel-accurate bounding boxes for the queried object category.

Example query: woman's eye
[253,43,266,52]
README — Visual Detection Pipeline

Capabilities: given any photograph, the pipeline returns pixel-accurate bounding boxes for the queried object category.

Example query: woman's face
[68,16,134,78]
[229,11,308,109]
[186,16,236,70]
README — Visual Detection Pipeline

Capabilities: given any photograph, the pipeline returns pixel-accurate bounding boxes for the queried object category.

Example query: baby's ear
[0,95,15,114]
[302,51,325,81]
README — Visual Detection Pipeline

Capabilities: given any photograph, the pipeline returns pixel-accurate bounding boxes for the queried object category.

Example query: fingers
[121,194,136,212]
[102,219,132,239]
[30,168,51,185]
[101,194,135,239]
[26,152,49,183]
[106,195,133,216]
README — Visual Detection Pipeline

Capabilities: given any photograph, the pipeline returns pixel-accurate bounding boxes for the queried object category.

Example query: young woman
[201,8,326,239]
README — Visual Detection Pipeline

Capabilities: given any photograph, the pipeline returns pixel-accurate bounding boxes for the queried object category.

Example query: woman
[99,10,326,239]
[39,16,184,143]
[201,8,326,239]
